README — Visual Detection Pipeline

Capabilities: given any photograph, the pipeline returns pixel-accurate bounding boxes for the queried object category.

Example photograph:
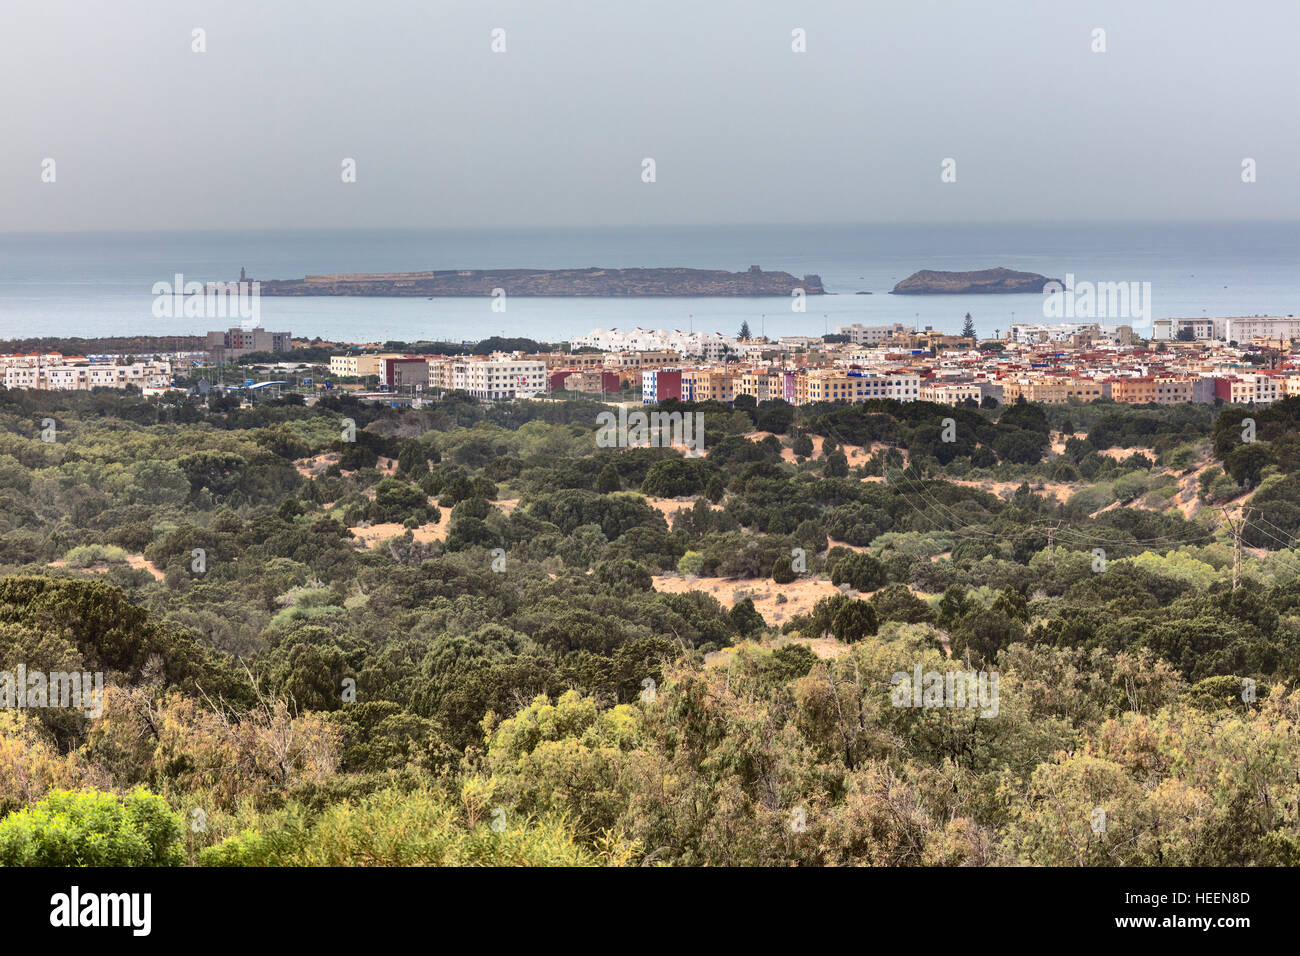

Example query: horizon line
[4,218,1300,239]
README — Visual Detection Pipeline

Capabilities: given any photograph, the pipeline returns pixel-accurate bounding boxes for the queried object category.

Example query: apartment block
[207,328,291,361]
[919,380,993,406]
[389,358,432,388]
[602,350,680,370]
[682,368,739,404]
[836,323,914,346]
[641,368,684,403]
[798,369,920,405]
[451,355,546,399]
[6,361,172,391]
[737,367,792,402]
[329,354,390,378]
[530,352,607,372]
[552,370,621,394]
[1000,379,1071,404]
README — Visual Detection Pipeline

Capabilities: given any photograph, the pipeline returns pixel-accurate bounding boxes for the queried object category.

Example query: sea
[0,222,1296,346]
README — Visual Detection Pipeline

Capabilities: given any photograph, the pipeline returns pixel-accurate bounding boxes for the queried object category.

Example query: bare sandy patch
[951,479,1076,504]
[1099,447,1156,461]
[652,573,840,625]
[744,431,871,464]
[48,553,164,580]
[1172,461,1217,519]
[349,506,452,547]
[705,633,849,667]
[827,537,870,553]
[126,555,165,580]
[1049,431,1089,455]
[641,496,723,520]
[294,452,341,478]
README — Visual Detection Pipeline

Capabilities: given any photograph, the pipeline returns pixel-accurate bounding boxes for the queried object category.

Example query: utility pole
[1046,520,1063,552]
[1221,506,1253,591]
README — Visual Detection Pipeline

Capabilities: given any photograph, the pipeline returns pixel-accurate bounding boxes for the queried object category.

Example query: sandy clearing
[1048,431,1089,455]
[827,537,871,553]
[295,453,399,479]
[349,506,452,547]
[1172,461,1217,519]
[652,572,841,625]
[743,431,873,464]
[705,634,849,667]
[127,555,166,580]
[1099,447,1156,461]
[641,496,723,520]
[951,479,1077,503]
[294,453,340,478]
[48,554,165,580]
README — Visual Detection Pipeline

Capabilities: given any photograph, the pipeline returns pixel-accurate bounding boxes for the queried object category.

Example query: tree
[370,477,433,523]
[831,600,877,643]
[738,320,751,340]
[729,598,766,635]
[831,552,886,592]
[596,463,621,493]
[962,313,976,339]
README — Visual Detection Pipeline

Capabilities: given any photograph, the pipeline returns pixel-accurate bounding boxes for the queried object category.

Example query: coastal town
[7,315,1298,409]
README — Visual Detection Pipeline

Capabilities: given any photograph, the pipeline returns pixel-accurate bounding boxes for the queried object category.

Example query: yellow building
[329,354,391,378]
[684,368,740,403]
[1109,378,1160,404]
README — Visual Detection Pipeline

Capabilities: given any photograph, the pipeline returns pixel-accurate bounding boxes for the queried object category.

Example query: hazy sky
[4,0,1298,231]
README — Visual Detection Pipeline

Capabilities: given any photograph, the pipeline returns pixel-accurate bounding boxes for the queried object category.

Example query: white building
[835,323,913,345]
[1227,373,1281,405]
[1152,316,1300,343]
[571,327,738,360]
[1009,323,1101,343]
[4,361,171,391]
[450,355,545,400]
[919,380,993,406]
[852,370,921,402]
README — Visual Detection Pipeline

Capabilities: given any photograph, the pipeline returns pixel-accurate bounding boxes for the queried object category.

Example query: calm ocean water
[0,223,1296,344]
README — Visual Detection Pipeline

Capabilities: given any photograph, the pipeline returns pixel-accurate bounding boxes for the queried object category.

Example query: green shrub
[0,789,184,867]
[63,544,130,568]
[677,550,704,576]
[200,790,596,867]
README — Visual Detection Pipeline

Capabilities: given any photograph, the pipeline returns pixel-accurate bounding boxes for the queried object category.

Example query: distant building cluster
[323,315,1300,409]
[206,327,293,363]
[570,327,739,361]
[1151,316,1300,343]
[1,353,172,392]
[328,352,547,400]
[1008,323,1140,346]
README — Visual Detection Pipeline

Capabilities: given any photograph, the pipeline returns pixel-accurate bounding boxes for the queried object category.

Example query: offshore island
[249,265,825,296]
[891,266,1060,294]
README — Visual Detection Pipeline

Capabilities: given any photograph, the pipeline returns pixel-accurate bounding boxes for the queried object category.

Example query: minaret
[240,266,246,282]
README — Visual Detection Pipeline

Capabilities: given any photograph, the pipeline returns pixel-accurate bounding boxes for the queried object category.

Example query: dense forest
[1,384,1299,866]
